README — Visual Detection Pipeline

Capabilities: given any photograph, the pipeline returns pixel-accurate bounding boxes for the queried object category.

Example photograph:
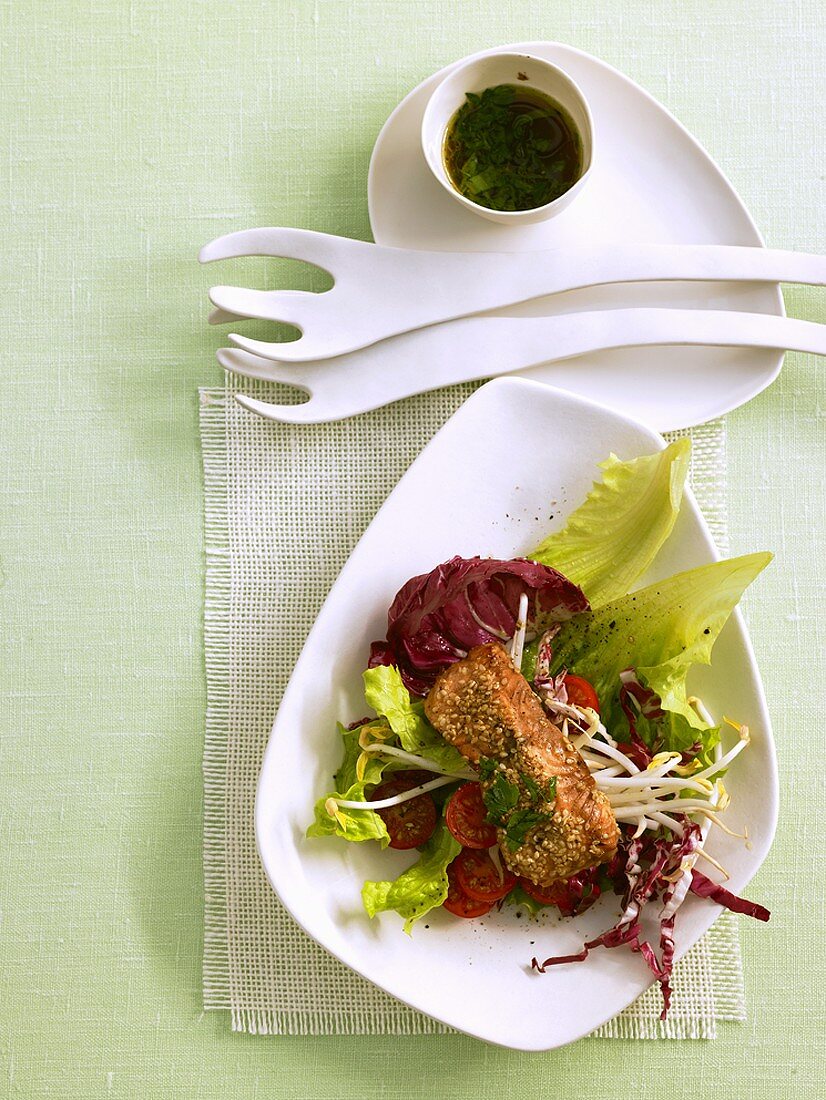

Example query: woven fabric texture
[200,375,743,1038]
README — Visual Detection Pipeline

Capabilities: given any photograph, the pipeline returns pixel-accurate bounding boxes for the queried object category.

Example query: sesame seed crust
[425,643,619,886]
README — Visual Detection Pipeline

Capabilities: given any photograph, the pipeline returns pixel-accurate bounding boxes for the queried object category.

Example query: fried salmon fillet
[425,643,619,885]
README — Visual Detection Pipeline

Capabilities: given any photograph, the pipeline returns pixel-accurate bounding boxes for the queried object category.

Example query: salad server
[217,305,826,424]
[200,228,826,362]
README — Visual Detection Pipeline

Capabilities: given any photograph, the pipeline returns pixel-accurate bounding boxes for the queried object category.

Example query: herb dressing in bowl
[443,83,583,212]
[421,51,593,225]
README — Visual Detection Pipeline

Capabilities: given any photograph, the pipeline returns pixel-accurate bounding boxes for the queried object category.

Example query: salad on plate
[307,439,771,1016]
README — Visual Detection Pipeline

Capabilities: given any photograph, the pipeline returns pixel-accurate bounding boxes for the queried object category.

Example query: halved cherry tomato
[518,877,571,908]
[564,674,600,713]
[369,770,436,850]
[443,861,495,918]
[445,782,498,849]
[454,847,517,902]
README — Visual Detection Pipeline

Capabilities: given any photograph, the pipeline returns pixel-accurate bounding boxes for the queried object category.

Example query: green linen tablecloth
[1,2,823,1097]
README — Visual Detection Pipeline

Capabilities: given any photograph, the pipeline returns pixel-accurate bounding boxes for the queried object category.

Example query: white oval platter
[254,378,777,1049]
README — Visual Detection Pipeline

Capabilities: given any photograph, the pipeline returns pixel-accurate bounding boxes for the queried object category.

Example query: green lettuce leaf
[362,820,461,934]
[332,722,370,795]
[363,665,431,747]
[551,552,772,754]
[362,665,467,772]
[306,667,468,848]
[529,439,691,607]
[306,723,391,845]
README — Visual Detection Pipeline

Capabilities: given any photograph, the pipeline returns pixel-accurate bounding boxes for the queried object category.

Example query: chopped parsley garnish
[482,772,520,824]
[503,810,547,850]
[479,758,558,846]
[522,773,541,800]
[520,772,557,805]
[478,756,498,781]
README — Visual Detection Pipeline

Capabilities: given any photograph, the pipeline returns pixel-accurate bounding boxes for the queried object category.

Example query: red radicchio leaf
[369,556,589,695]
[543,866,604,918]
[617,668,659,768]
[617,671,704,768]
[531,820,772,1019]
[533,628,562,685]
[346,717,372,731]
[689,870,771,922]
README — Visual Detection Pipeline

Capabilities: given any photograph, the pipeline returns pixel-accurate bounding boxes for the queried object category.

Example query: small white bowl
[421,51,594,226]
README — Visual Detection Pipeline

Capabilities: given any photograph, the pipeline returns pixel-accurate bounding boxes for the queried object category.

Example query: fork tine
[234,393,322,424]
[228,331,320,361]
[215,347,311,389]
[198,227,339,271]
[208,286,308,326]
[208,306,245,325]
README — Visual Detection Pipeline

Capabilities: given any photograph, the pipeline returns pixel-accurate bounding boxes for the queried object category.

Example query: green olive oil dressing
[443,84,583,212]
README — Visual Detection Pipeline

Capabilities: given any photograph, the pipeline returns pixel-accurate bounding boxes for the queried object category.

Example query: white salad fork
[199,228,826,362]
[215,305,826,424]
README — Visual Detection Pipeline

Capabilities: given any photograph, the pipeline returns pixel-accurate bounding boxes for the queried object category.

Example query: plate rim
[254,376,778,1050]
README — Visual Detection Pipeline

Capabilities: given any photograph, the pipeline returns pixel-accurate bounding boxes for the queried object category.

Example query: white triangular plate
[368,42,785,432]
[255,379,777,1049]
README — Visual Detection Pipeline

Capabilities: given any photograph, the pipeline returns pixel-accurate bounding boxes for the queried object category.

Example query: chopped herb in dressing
[443,83,582,212]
